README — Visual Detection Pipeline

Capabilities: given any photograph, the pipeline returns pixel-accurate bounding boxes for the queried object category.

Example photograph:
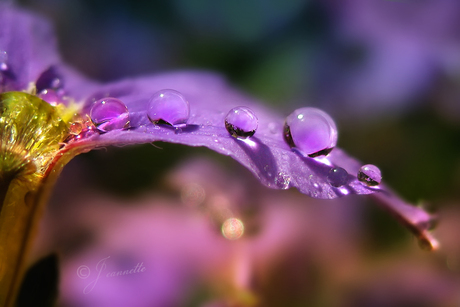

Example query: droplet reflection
[358,164,382,186]
[225,106,258,139]
[222,218,245,240]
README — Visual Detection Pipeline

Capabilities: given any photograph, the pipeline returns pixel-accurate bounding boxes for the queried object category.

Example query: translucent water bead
[358,164,382,186]
[225,106,258,139]
[284,107,338,157]
[147,89,190,127]
[90,97,130,132]
[327,167,348,187]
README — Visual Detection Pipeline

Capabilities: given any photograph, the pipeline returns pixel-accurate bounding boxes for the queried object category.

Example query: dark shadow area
[16,253,59,307]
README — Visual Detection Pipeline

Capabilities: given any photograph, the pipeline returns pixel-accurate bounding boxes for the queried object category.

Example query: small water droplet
[90,97,130,132]
[147,89,190,127]
[358,164,382,186]
[225,106,258,139]
[69,122,83,135]
[327,167,348,187]
[275,172,291,189]
[284,107,337,157]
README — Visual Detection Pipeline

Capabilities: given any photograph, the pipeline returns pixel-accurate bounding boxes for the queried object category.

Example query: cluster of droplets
[84,87,382,189]
[64,115,99,143]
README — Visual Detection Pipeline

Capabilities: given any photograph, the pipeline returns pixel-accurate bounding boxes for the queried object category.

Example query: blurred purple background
[15,0,460,306]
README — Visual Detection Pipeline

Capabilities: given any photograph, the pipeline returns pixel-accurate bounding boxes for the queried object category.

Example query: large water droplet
[358,164,382,186]
[147,89,190,127]
[225,106,258,139]
[327,167,348,187]
[90,97,130,132]
[284,107,338,157]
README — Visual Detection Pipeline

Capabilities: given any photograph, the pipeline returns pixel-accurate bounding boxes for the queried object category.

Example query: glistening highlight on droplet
[284,107,338,157]
[89,97,130,132]
[225,106,258,139]
[327,167,348,187]
[358,164,382,186]
[147,89,190,127]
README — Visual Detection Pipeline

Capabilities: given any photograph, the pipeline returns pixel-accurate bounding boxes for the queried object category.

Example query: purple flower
[0,3,439,306]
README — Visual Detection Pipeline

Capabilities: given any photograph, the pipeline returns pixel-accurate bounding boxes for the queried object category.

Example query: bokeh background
[14,0,460,306]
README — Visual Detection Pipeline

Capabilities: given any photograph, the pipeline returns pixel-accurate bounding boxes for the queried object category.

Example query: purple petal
[67,71,437,249]
[0,5,100,99]
[74,71,373,199]
[0,4,59,90]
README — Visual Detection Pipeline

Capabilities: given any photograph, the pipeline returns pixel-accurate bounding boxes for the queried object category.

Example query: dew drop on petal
[284,107,338,157]
[36,66,64,94]
[327,167,348,187]
[90,97,130,132]
[225,106,258,139]
[38,89,61,106]
[222,218,245,240]
[275,172,291,189]
[358,164,382,186]
[147,89,190,127]
[69,122,83,135]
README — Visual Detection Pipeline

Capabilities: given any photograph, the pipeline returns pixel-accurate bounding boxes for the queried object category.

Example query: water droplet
[222,218,245,240]
[147,89,190,127]
[69,122,83,135]
[358,164,382,186]
[284,107,337,157]
[327,167,348,187]
[38,89,61,106]
[90,97,130,132]
[225,106,258,139]
[275,172,291,189]
[36,66,64,94]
